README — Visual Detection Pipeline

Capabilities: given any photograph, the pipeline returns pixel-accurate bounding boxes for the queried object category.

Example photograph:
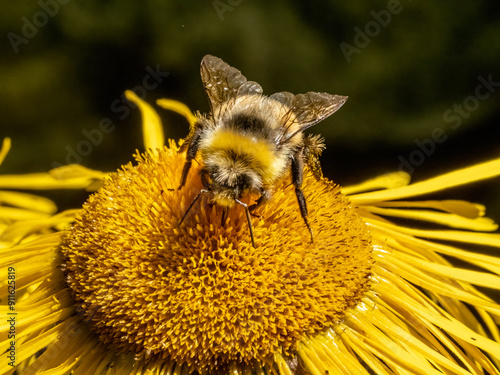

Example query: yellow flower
[1,91,500,375]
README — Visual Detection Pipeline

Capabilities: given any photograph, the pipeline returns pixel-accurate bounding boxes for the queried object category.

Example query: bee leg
[291,150,314,243]
[178,191,203,227]
[200,168,210,188]
[249,189,271,217]
[180,169,210,227]
[235,199,256,248]
[178,127,203,190]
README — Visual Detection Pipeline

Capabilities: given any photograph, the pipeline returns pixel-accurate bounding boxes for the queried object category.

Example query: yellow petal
[273,353,294,375]
[343,316,441,375]
[366,216,500,247]
[49,164,106,180]
[313,334,370,374]
[0,207,50,221]
[0,191,57,214]
[379,284,500,360]
[0,138,11,166]
[157,98,197,127]
[0,173,86,189]
[296,341,330,375]
[350,157,500,205]
[0,165,106,191]
[0,209,77,243]
[369,223,500,275]
[73,348,115,375]
[12,317,83,373]
[339,331,393,375]
[371,199,485,219]
[389,251,500,290]
[366,206,498,231]
[368,271,500,373]
[369,304,474,375]
[125,90,165,151]
[341,171,411,196]
[19,325,94,375]
[376,253,500,316]
[0,232,61,264]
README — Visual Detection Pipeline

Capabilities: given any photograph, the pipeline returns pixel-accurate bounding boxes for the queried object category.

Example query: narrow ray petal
[350,157,500,205]
[125,90,165,151]
[156,99,197,128]
[0,138,11,166]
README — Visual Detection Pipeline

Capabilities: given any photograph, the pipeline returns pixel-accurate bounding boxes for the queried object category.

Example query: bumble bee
[178,55,347,247]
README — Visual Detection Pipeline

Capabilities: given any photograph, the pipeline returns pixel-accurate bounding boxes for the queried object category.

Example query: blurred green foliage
[1,0,499,218]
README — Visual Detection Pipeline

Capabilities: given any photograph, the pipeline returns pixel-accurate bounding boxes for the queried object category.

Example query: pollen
[61,142,373,372]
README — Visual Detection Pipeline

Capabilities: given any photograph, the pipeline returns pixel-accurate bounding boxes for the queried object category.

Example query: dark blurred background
[1,1,499,223]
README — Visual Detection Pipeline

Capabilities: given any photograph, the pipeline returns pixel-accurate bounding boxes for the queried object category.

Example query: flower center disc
[61,145,373,372]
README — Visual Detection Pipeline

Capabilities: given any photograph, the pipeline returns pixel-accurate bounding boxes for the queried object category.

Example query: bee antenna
[178,190,208,227]
[235,199,256,248]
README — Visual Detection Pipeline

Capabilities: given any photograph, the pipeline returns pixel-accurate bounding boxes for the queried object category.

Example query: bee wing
[237,81,263,97]
[200,55,262,121]
[271,91,347,144]
[293,92,347,129]
[269,91,295,107]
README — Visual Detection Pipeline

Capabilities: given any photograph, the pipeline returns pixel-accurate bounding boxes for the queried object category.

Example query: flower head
[1,93,500,375]
[61,142,372,371]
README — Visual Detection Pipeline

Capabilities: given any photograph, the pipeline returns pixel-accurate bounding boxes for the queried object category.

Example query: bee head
[201,164,260,208]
